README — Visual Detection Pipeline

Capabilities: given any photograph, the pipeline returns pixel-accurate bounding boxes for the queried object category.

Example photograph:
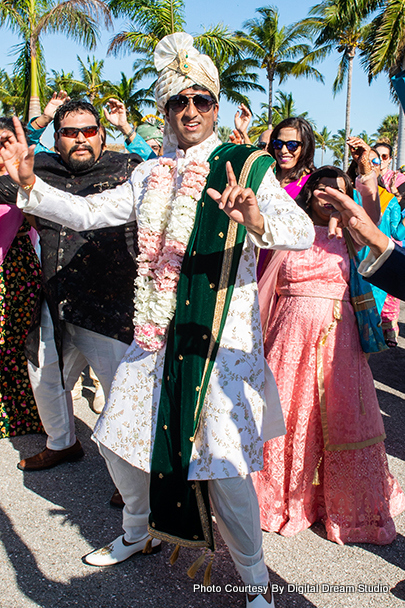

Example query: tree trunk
[267,67,274,129]
[396,56,405,168]
[343,50,354,172]
[28,38,41,120]
[397,104,405,168]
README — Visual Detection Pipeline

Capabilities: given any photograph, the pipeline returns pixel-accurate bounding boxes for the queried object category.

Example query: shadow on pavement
[351,532,405,571]
[9,415,120,550]
[369,344,405,462]
[0,502,318,608]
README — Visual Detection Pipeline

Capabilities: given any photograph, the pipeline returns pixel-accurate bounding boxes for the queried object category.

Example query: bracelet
[22,179,36,191]
[125,127,136,144]
[33,118,46,129]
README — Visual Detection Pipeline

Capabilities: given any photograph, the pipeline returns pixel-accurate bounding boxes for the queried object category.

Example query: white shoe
[91,382,105,414]
[72,375,83,402]
[246,592,275,608]
[83,535,161,566]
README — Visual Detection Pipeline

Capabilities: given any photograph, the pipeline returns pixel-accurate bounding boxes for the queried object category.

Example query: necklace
[134,157,210,351]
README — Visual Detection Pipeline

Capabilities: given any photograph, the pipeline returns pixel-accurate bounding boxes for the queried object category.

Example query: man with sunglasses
[16,99,144,479]
[2,33,314,608]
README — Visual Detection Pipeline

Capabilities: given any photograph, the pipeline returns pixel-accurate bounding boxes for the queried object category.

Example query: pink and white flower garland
[134,157,210,351]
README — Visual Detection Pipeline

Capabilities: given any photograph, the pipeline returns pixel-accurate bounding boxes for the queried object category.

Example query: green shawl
[148,143,275,551]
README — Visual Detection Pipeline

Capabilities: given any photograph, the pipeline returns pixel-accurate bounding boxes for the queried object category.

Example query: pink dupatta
[0,205,24,265]
[258,249,287,341]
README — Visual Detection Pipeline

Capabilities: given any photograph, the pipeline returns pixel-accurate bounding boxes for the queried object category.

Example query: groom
[0,32,314,608]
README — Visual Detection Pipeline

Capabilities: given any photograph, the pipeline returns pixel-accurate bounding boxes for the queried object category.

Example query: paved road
[1,306,405,608]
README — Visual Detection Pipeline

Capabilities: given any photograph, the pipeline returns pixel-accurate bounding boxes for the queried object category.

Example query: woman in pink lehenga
[252,167,405,545]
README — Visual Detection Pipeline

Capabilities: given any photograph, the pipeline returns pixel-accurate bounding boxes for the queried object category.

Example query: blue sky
[0,0,399,163]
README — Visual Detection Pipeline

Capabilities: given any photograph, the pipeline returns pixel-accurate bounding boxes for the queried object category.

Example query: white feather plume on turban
[154,32,220,152]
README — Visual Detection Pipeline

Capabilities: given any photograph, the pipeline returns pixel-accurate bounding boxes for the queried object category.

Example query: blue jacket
[368,243,405,302]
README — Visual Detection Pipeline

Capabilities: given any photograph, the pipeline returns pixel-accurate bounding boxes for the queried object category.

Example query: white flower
[134,157,209,350]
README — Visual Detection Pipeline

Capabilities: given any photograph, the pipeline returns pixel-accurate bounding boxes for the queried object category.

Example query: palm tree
[272,90,313,124]
[237,5,324,128]
[330,128,350,167]
[375,114,399,144]
[216,57,265,107]
[0,69,25,116]
[356,130,374,146]
[361,0,405,166]
[47,68,87,99]
[298,0,370,170]
[314,125,335,165]
[0,0,111,120]
[218,126,232,143]
[75,55,112,104]
[107,0,241,69]
[105,71,156,124]
[247,91,313,141]
[248,106,272,143]
[373,113,399,165]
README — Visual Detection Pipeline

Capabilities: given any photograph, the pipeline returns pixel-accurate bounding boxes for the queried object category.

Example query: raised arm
[347,136,380,224]
[207,161,314,251]
[0,116,136,231]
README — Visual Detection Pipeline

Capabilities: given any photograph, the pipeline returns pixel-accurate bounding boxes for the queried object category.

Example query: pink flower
[147,161,175,192]
[154,261,181,291]
[135,323,167,351]
[148,175,173,192]
[164,240,187,256]
[159,158,176,169]
[181,172,206,188]
[178,185,201,199]
[137,261,154,277]
[187,160,210,175]
[138,230,163,259]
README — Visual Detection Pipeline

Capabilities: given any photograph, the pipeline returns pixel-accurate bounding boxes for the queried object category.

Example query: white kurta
[18,133,315,480]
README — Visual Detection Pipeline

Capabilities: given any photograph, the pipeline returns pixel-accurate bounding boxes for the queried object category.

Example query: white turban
[154,32,220,113]
[154,32,220,152]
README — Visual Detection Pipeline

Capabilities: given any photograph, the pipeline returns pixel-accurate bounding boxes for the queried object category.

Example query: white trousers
[28,302,129,450]
[100,444,269,587]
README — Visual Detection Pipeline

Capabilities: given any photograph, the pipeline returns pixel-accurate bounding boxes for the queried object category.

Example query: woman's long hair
[268,117,316,183]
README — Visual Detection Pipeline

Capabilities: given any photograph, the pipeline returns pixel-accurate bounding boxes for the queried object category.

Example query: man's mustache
[68,143,94,157]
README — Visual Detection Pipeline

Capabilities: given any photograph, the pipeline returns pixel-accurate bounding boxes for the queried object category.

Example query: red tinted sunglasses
[58,126,99,138]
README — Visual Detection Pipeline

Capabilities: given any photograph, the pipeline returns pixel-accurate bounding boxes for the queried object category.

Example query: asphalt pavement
[1,307,405,608]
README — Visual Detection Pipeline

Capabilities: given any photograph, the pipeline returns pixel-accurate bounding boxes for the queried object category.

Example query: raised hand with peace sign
[207,161,265,235]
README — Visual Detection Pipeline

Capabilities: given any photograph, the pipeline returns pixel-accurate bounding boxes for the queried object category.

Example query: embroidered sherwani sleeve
[17,174,137,231]
[247,166,315,250]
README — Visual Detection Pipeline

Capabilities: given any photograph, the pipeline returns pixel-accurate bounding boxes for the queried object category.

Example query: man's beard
[67,144,96,173]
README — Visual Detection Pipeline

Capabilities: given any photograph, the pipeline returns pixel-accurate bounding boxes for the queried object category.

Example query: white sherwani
[19,133,314,480]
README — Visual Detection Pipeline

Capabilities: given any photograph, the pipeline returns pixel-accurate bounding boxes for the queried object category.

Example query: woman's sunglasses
[58,126,99,138]
[371,158,381,166]
[272,139,302,152]
[379,153,390,161]
[166,94,215,114]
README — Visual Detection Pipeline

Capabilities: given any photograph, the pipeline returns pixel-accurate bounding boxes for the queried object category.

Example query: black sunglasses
[257,141,268,150]
[58,126,99,139]
[272,139,302,152]
[166,94,216,114]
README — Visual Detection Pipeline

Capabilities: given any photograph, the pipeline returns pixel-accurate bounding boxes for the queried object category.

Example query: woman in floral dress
[0,117,42,437]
